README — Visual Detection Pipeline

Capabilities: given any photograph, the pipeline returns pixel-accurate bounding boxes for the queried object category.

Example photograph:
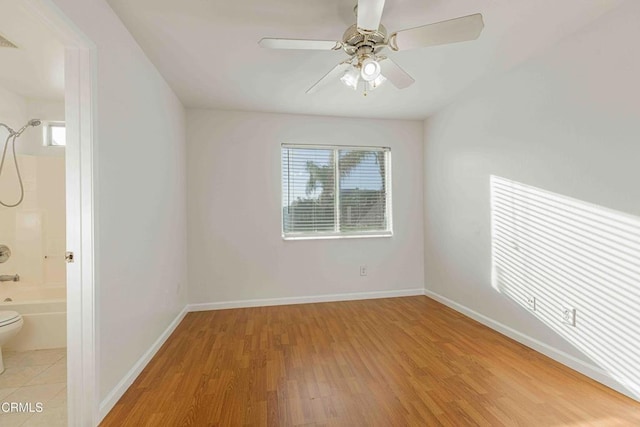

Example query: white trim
[76,46,98,426]
[334,148,340,232]
[188,288,424,312]
[423,289,640,401]
[98,307,189,421]
[283,231,393,240]
[281,145,392,239]
[385,148,393,233]
[282,143,390,151]
[43,121,66,147]
[24,0,93,47]
[24,1,98,425]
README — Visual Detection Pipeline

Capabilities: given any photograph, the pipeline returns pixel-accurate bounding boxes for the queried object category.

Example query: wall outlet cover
[526,296,536,311]
[561,306,576,326]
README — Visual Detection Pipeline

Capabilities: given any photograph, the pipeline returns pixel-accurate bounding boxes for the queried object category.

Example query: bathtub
[0,283,66,351]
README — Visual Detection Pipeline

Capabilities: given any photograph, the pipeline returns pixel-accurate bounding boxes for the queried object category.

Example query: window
[282,144,392,239]
[44,122,66,146]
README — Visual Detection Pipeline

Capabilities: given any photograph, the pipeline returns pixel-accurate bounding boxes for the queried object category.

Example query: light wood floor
[101,296,640,426]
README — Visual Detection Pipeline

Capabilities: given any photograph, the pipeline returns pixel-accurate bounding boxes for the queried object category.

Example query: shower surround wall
[0,154,66,287]
[1,85,66,288]
[0,81,66,353]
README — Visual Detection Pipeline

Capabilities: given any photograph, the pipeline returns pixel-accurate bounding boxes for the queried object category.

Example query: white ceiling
[107,0,622,120]
[0,1,65,101]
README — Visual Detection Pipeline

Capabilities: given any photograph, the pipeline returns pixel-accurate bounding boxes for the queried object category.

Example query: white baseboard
[99,288,421,420]
[100,287,638,424]
[98,306,188,422]
[423,289,639,401]
[188,288,424,312]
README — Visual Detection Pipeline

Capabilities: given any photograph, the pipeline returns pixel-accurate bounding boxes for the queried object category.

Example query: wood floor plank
[101,296,640,426]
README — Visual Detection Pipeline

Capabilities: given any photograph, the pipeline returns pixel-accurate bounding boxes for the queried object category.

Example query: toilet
[0,311,23,373]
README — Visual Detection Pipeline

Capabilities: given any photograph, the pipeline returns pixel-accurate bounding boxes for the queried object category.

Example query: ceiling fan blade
[379,58,414,89]
[259,38,342,50]
[390,13,484,51]
[357,0,386,33]
[306,62,350,94]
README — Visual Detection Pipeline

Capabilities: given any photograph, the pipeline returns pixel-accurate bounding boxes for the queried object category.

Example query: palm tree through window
[282,144,391,239]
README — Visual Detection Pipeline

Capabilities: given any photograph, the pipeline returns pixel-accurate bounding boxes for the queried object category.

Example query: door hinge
[65,251,75,263]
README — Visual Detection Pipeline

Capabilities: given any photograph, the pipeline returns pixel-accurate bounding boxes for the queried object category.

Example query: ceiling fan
[259,0,484,95]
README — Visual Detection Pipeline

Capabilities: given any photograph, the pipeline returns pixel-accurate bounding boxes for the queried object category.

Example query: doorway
[0,0,97,425]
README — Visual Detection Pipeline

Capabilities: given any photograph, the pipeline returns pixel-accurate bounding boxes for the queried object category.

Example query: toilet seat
[0,311,21,327]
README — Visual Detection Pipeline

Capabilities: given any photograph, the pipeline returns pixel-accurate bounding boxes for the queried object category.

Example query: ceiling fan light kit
[259,0,484,96]
[340,66,360,90]
[338,59,386,95]
[360,57,381,81]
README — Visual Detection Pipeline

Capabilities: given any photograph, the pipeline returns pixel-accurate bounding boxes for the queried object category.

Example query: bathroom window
[44,122,66,146]
[281,144,392,239]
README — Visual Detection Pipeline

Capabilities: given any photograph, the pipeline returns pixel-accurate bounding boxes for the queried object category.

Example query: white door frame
[25,1,98,425]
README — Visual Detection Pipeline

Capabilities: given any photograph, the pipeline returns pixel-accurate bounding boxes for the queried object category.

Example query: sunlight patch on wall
[490,175,640,399]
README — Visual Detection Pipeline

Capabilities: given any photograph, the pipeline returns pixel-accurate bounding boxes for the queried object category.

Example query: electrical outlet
[360,265,367,276]
[561,306,576,326]
[526,296,536,311]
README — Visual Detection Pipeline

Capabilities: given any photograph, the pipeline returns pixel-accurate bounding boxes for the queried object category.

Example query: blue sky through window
[340,152,383,191]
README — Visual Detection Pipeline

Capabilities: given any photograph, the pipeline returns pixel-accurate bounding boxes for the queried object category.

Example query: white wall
[51,0,188,405]
[187,110,424,305]
[423,2,640,398]
[0,85,27,131]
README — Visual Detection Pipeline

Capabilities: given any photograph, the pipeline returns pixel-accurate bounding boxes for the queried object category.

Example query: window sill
[283,232,393,241]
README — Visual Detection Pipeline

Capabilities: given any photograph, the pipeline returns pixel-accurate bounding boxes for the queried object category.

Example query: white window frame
[43,121,66,147]
[281,143,393,240]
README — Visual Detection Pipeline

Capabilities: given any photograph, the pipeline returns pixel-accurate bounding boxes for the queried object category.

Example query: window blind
[282,144,391,238]
[282,147,336,233]
[339,149,387,232]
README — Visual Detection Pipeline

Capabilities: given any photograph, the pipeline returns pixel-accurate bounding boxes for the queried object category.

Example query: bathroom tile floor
[0,348,66,427]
